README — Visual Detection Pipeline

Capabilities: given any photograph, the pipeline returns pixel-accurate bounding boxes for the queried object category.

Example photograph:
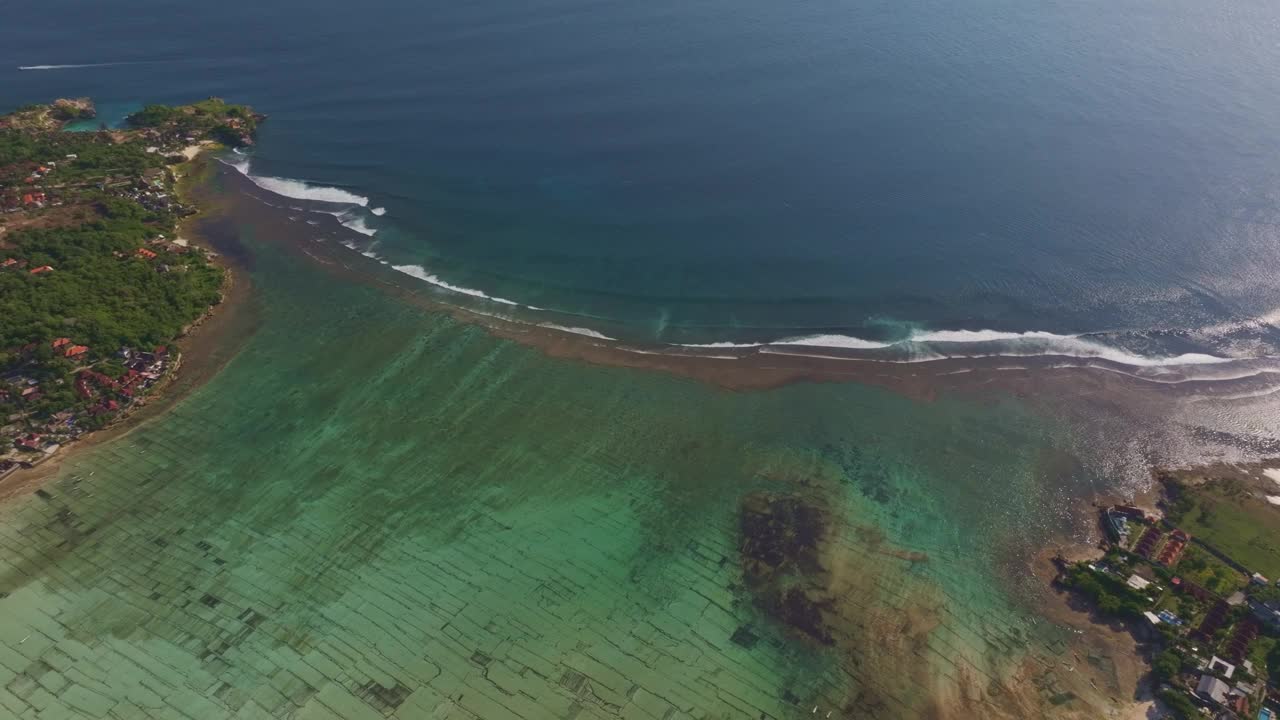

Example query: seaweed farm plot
[0,239,1119,719]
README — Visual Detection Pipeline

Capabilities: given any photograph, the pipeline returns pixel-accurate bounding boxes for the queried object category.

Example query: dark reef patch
[738,492,835,644]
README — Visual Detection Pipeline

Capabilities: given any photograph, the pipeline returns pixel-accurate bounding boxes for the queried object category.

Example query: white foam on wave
[224,157,369,206]
[390,264,520,306]
[370,207,387,216]
[773,334,894,350]
[538,323,615,340]
[757,329,1235,368]
[912,329,1066,343]
[676,341,765,349]
[343,216,378,237]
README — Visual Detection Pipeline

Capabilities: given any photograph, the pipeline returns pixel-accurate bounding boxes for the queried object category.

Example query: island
[0,97,261,480]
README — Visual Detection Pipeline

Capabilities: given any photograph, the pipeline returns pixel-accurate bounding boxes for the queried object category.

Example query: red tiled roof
[51,337,71,348]
[29,265,53,274]
[64,345,88,358]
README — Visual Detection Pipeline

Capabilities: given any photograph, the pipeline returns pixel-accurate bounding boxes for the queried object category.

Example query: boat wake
[18,61,150,71]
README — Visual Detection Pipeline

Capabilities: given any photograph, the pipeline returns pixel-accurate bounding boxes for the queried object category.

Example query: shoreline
[0,152,258,502]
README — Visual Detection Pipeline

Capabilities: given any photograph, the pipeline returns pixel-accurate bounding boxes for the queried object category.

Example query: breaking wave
[225,157,369,206]
[389,264,521,306]
[222,151,1273,375]
[537,323,616,340]
[671,329,1244,368]
[342,216,378,237]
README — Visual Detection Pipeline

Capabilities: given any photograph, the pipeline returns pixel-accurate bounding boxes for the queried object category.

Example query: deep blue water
[6,0,1280,352]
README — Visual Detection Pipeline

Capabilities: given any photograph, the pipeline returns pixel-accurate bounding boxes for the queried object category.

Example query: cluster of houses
[0,345,174,470]
[1092,505,1280,719]
[0,157,72,212]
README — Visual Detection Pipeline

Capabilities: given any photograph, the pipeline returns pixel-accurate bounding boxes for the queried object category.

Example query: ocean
[10,0,1280,354]
[3,0,1280,717]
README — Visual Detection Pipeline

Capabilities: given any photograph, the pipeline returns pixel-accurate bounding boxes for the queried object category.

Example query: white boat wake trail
[18,61,151,71]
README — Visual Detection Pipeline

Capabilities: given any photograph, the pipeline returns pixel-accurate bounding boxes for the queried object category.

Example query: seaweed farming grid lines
[0,395,1091,719]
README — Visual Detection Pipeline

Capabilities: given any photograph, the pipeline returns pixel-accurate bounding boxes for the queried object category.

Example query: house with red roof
[64,345,88,358]
[29,265,53,274]
[135,248,157,260]
[15,434,43,451]
[51,337,71,349]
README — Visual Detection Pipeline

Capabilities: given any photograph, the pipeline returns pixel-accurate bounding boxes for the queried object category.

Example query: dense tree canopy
[0,199,222,416]
[0,129,163,184]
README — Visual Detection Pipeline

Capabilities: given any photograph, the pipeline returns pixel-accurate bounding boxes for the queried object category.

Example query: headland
[0,97,262,490]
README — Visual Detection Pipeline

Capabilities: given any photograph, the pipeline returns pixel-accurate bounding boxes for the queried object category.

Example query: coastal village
[1058,476,1280,720]
[0,97,259,481]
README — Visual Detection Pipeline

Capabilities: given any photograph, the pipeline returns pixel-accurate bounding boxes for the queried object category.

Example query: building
[29,265,53,274]
[1250,599,1280,631]
[1126,574,1151,591]
[51,337,71,349]
[1158,529,1189,566]
[1134,526,1162,558]
[1104,508,1132,544]
[1207,656,1236,679]
[1226,619,1260,663]
[1193,600,1231,642]
[64,345,88,358]
[1197,674,1231,705]
[15,433,43,451]
[1226,688,1250,716]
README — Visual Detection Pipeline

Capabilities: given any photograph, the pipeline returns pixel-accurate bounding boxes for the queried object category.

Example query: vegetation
[1156,688,1200,720]
[1176,544,1247,595]
[1066,505,1280,717]
[0,202,220,348]
[0,98,250,432]
[0,128,163,184]
[126,98,259,147]
[1151,648,1193,683]
[0,200,221,417]
[1251,635,1280,686]
[1165,477,1280,578]
[1060,564,1156,619]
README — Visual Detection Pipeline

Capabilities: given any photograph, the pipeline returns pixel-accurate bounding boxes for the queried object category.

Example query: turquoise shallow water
[0,205,1122,718]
